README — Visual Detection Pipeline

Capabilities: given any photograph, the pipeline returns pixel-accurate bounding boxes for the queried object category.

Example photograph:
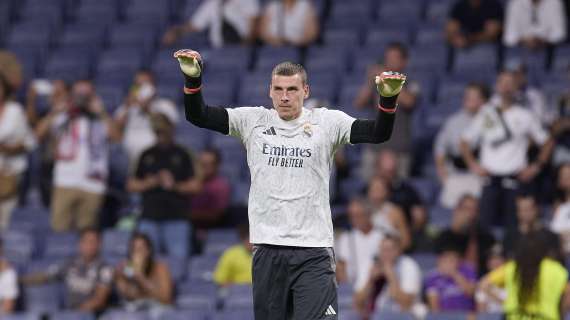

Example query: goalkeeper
[174,49,406,320]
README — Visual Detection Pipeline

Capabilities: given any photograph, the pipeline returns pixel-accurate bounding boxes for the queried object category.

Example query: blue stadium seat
[408,177,440,206]
[202,46,251,73]
[408,44,447,74]
[224,284,254,310]
[452,44,498,74]
[188,255,220,281]
[97,85,126,113]
[160,255,188,283]
[337,283,353,311]
[42,232,78,259]
[339,309,362,320]
[1,313,42,320]
[158,309,208,320]
[552,45,570,72]
[323,29,361,48]
[5,44,40,81]
[5,22,53,50]
[426,312,468,320]
[425,0,455,25]
[175,121,210,152]
[176,281,217,311]
[49,311,95,320]
[108,23,158,56]
[75,3,118,26]
[2,229,34,266]
[99,310,149,320]
[349,47,384,76]
[212,309,254,320]
[58,23,107,52]
[429,204,453,229]
[95,48,143,86]
[326,2,370,30]
[436,79,467,106]
[415,23,447,46]
[19,5,64,30]
[411,253,437,272]
[371,311,416,320]
[255,46,301,73]
[477,313,503,320]
[364,29,411,50]
[23,283,62,313]
[378,2,422,24]
[102,229,131,257]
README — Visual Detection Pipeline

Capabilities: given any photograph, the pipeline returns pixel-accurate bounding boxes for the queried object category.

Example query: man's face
[269,74,309,121]
[384,48,407,72]
[199,152,219,179]
[375,150,398,182]
[379,238,400,264]
[453,197,479,229]
[463,87,486,113]
[496,73,517,100]
[558,165,570,192]
[79,232,100,260]
[348,201,371,232]
[516,197,538,225]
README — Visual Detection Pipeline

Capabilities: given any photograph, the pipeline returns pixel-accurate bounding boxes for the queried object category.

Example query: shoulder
[228,106,271,118]
[315,108,354,122]
[400,255,421,272]
[4,101,26,120]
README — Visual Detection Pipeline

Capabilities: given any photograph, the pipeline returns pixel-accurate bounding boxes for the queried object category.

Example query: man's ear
[269,83,273,99]
[304,84,310,99]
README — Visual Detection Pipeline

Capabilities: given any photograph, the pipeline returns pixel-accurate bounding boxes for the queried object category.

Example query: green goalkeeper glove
[173,49,203,90]
[375,71,407,97]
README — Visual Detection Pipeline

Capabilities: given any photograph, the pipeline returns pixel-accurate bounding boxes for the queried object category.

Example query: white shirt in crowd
[503,0,567,46]
[227,107,355,247]
[263,0,314,44]
[0,102,36,175]
[191,0,260,47]
[114,98,178,168]
[374,256,422,312]
[52,116,108,195]
[461,104,548,176]
[550,201,570,252]
[0,267,19,305]
[336,229,384,291]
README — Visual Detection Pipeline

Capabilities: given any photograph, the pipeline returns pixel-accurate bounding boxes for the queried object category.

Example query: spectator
[551,81,570,167]
[26,79,69,207]
[336,197,384,291]
[162,0,260,48]
[114,70,179,170]
[0,239,18,314]
[435,195,496,276]
[0,51,23,94]
[372,149,429,248]
[425,243,477,313]
[480,232,570,319]
[435,83,490,208]
[35,80,117,232]
[115,233,173,313]
[0,74,36,230]
[460,71,554,230]
[446,0,503,49]
[366,177,411,250]
[128,113,202,258]
[550,163,570,254]
[502,193,561,259]
[22,228,112,313]
[353,234,423,319]
[475,244,506,313]
[503,0,567,49]
[258,0,319,47]
[190,149,231,228]
[213,224,253,287]
[355,43,420,174]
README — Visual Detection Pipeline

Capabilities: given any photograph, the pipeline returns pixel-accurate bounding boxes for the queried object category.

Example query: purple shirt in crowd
[424,264,477,311]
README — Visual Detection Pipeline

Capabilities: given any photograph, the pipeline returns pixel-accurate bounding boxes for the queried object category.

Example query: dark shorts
[252,244,338,320]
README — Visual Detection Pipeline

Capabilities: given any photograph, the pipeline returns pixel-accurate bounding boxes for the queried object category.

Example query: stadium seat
[323,29,361,48]
[411,253,438,272]
[99,310,149,320]
[102,229,131,257]
[408,177,440,206]
[49,311,95,320]
[429,205,453,229]
[326,2,369,31]
[371,311,415,320]
[552,45,570,72]
[175,122,210,152]
[75,3,118,26]
[42,232,78,259]
[377,2,422,24]
[452,44,498,75]
[188,255,219,281]
[1,313,42,320]
[339,309,362,320]
[157,309,208,320]
[426,312,469,320]
[337,283,353,310]
[97,85,127,113]
[202,46,252,73]
[255,46,301,73]
[211,309,254,320]
[408,45,447,74]
[23,283,62,313]
[364,29,411,51]
[415,23,447,46]
[223,284,254,310]
[160,255,188,282]
[95,47,145,84]
[1,229,34,266]
[203,229,239,256]
[425,0,455,25]
[477,313,503,320]
[5,22,53,50]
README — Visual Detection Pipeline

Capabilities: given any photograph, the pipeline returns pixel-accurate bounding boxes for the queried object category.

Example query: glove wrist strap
[184,85,202,94]
[378,95,398,113]
[377,103,397,113]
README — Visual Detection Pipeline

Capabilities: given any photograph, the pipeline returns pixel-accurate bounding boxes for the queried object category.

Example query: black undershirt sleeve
[184,91,229,135]
[349,95,398,144]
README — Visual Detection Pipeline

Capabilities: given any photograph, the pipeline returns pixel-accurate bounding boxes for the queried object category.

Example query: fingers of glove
[375,71,407,85]
[174,49,202,77]
[173,49,202,61]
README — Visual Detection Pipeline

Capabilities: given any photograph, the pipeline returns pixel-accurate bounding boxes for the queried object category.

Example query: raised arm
[174,49,229,135]
[350,72,406,144]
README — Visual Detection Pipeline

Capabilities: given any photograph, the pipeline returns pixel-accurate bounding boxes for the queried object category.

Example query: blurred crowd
[0,0,569,319]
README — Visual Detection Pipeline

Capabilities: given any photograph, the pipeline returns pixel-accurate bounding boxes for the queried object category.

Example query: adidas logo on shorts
[262,127,277,135]
[324,305,336,316]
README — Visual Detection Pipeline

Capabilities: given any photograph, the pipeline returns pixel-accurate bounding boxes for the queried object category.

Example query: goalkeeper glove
[173,49,203,91]
[376,71,406,97]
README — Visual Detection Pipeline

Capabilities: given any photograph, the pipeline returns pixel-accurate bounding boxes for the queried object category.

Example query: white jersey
[226,107,355,247]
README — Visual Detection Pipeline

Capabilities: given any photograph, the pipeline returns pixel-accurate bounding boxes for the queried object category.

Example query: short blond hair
[271,61,307,84]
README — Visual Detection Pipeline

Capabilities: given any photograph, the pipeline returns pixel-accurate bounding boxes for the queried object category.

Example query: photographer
[35,80,118,232]
[114,233,173,314]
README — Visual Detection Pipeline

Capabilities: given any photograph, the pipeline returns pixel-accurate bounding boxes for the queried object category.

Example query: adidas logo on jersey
[262,127,277,135]
[324,305,336,316]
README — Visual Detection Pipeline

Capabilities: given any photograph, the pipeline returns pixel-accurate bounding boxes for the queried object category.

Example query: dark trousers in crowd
[479,175,522,230]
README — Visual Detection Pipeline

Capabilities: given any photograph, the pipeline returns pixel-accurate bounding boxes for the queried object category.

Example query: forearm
[1,299,15,313]
[349,95,397,144]
[536,138,554,167]
[452,273,476,296]
[387,277,414,310]
[183,92,229,134]
[175,177,202,194]
[127,177,155,193]
[0,143,27,155]
[460,140,478,168]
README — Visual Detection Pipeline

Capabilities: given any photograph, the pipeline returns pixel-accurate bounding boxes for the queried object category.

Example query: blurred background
[0,0,569,319]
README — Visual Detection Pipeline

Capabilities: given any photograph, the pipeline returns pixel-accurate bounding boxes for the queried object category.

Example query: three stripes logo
[324,305,336,316]
[262,127,277,135]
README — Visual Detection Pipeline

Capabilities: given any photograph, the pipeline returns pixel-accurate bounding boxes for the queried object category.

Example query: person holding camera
[35,80,118,232]
[114,232,173,314]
